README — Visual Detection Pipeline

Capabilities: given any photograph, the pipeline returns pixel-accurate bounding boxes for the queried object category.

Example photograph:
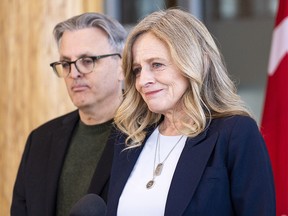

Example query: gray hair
[53,12,127,53]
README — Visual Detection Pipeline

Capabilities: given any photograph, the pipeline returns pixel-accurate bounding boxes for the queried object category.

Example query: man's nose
[69,63,82,78]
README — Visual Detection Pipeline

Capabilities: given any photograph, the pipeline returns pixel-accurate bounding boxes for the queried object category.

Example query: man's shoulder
[33,110,79,132]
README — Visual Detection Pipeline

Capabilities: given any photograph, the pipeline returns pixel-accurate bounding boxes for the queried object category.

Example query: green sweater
[56,119,112,216]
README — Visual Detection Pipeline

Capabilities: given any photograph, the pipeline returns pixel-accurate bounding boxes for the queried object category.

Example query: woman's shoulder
[208,115,260,137]
[212,115,257,128]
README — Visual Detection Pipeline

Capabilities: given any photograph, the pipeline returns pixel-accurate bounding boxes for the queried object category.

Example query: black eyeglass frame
[49,53,121,78]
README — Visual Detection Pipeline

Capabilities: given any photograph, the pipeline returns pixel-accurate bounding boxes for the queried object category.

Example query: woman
[107,8,275,216]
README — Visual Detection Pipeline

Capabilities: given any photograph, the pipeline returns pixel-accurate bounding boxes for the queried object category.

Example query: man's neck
[78,94,122,125]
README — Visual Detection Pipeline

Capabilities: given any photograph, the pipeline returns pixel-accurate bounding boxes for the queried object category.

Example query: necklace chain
[146,129,184,189]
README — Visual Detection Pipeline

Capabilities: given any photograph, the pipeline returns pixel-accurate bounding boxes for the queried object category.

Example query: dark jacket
[11,110,115,216]
[107,115,275,216]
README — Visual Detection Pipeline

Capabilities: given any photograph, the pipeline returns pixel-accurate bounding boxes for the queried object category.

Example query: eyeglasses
[50,53,121,78]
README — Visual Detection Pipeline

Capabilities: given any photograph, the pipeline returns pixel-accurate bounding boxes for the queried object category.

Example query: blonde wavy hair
[115,8,251,148]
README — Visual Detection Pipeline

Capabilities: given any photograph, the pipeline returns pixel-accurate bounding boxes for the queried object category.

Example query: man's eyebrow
[59,53,94,61]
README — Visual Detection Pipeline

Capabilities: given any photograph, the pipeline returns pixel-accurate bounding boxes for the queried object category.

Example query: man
[11,12,127,216]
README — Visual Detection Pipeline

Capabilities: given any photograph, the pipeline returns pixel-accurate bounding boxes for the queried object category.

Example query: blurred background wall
[0,0,277,215]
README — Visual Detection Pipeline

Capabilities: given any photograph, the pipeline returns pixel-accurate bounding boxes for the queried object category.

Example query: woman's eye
[132,67,141,76]
[152,62,164,70]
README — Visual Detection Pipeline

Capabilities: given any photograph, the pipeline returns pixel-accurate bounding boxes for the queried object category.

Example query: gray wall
[207,19,274,123]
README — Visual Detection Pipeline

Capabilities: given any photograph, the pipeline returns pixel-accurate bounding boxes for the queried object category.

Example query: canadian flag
[261,0,288,214]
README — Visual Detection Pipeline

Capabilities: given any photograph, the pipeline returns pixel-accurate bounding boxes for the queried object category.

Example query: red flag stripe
[261,0,288,215]
[275,0,288,26]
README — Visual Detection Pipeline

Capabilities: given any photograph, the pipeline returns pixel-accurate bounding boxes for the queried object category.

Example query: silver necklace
[146,130,184,189]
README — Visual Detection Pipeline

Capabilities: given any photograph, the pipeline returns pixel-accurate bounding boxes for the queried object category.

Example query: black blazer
[11,110,115,216]
[107,115,275,216]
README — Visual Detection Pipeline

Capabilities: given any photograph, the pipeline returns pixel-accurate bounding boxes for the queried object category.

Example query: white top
[117,127,187,216]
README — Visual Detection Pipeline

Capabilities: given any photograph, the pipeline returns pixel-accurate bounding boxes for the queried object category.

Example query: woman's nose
[137,67,155,87]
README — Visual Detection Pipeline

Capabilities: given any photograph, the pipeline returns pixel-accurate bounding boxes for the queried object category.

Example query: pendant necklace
[146,130,184,189]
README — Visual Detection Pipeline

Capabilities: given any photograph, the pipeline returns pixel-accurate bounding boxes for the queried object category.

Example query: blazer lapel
[108,127,154,214]
[88,125,117,201]
[112,141,144,201]
[116,126,156,190]
[165,131,218,216]
[45,111,79,215]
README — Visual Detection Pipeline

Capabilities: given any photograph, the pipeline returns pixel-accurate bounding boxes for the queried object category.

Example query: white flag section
[268,17,288,75]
